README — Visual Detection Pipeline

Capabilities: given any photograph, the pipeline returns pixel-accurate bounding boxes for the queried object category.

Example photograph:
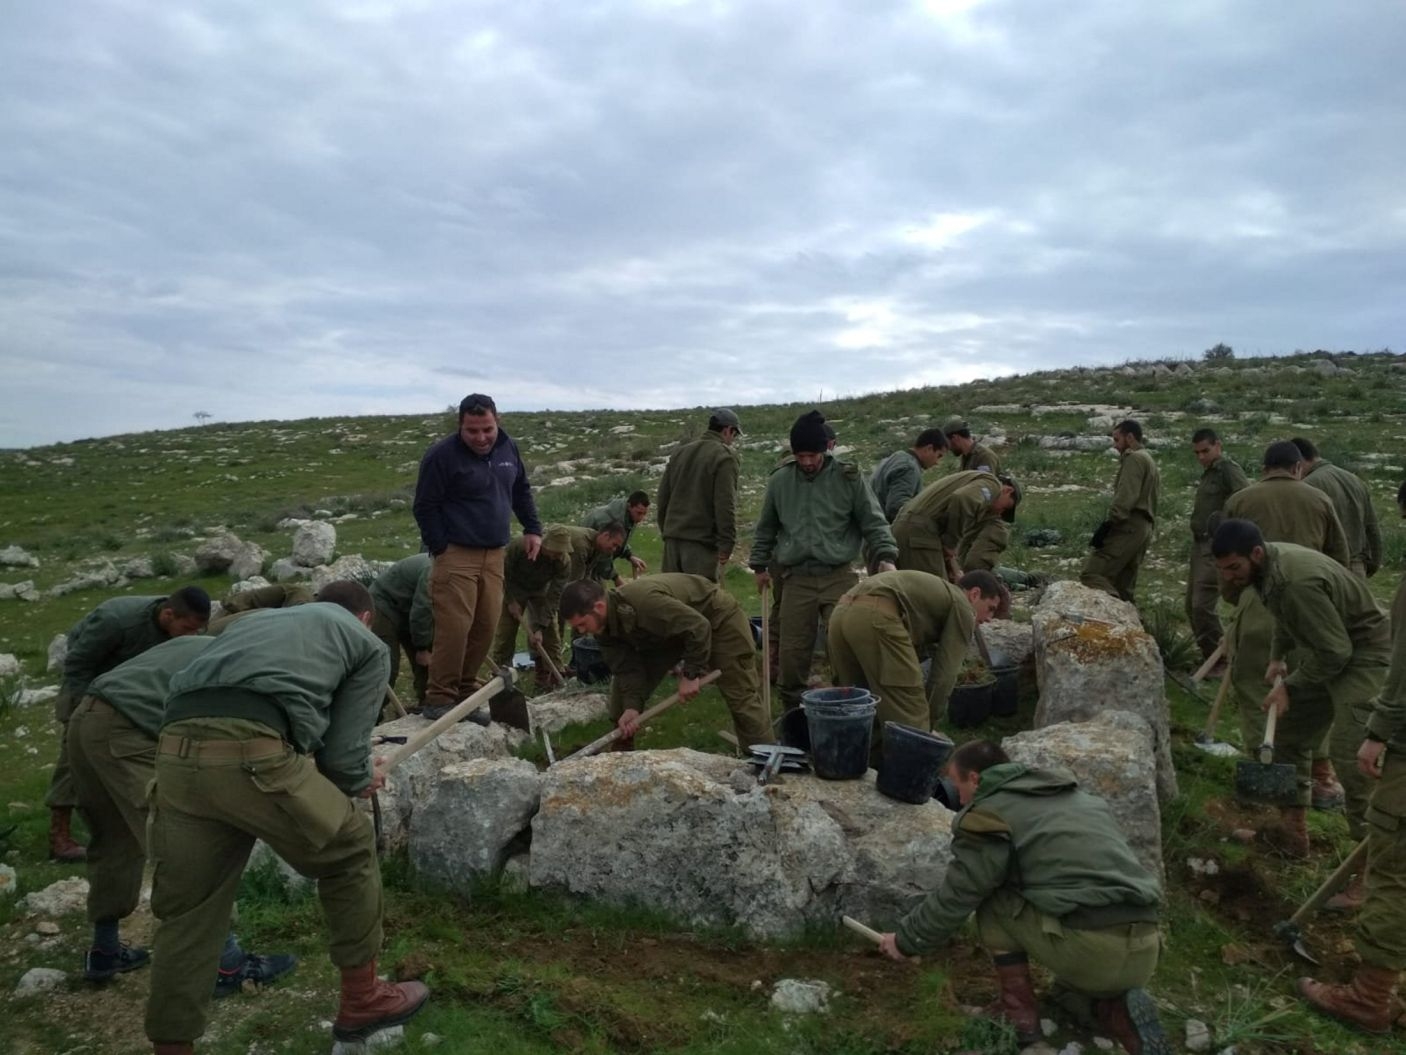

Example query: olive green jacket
[89,636,215,739]
[750,455,896,570]
[165,604,389,795]
[582,496,637,579]
[870,450,925,522]
[1106,446,1160,526]
[896,764,1161,954]
[1253,542,1391,692]
[894,471,1003,553]
[959,442,1001,477]
[370,554,434,650]
[958,519,1009,572]
[656,430,740,553]
[1302,460,1383,574]
[505,525,598,631]
[1190,456,1249,539]
[1365,576,1406,748]
[63,596,175,702]
[1223,476,1350,566]
[849,571,975,714]
[594,574,745,712]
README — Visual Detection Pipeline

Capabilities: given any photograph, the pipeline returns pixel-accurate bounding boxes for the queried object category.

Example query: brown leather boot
[1093,988,1173,1054]
[152,1044,194,1054]
[1325,870,1368,914]
[1270,806,1310,859]
[1298,965,1399,1034]
[49,807,87,862]
[332,960,429,1041]
[979,953,1040,1043]
[1311,758,1345,811]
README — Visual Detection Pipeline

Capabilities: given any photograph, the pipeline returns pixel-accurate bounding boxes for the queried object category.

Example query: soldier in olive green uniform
[1223,441,1352,820]
[870,429,949,522]
[369,555,434,705]
[489,524,624,679]
[582,491,650,584]
[1185,429,1249,661]
[46,588,211,862]
[144,585,428,1053]
[943,418,1002,477]
[877,741,1168,1053]
[559,574,772,749]
[1213,524,1390,857]
[1081,420,1160,603]
[828,569,1001,739]
[1293,437,1383,578]
[893,470,1020,579]
[208,583,315,636]
[655,409,743,581]
[750,411,898,709]
[68,635,296,992]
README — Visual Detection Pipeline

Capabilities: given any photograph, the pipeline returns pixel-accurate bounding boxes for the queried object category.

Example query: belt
[1061,902,1159,930]
[79,695,115,714]
[783,561,850,578]
[838,593,900,617]
[157,734,286,761]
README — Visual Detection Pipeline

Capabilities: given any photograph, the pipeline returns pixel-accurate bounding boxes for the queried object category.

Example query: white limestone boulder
[194,531,245,574]
[529,689,612,733]
[229,541,268,581]
[292,522,336,567]
[410,759,542,891]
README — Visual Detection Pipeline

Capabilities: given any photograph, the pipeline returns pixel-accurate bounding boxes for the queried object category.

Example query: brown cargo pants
[425,544,505,708]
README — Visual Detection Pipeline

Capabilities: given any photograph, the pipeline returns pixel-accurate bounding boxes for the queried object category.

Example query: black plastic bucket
[877,724,954,804]
[775,707,810,751]
[802,687,877,779]
[991,666,1020,717]
[570,636,611,685]
[947,679,994,728]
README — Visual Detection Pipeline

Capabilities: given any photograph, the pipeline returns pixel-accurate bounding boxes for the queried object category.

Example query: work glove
[1089,520,1112,549]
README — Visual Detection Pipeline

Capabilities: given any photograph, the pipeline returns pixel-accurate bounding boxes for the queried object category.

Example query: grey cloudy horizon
[2,0,1403,448]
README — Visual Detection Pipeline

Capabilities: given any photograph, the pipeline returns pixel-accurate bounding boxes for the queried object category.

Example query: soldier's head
[593,522,627,553]
[913,428,948,469]
[993,475,1021,522]
[1191,428,1222,469]
[1111,419,1142,453]
[626,491,650,524]
[457,393,500,456]
[316,580,376,627]
[708,408,743,446]
[158,586,212,637]
[789,410,829,475]
[957,570,1003,625]
[942,418,973,455]
[1290,437,1321,466]
[1261,440,1304,478]
[947,739,1010,806]
[559,579,609,635]
[1211,518,1267,589]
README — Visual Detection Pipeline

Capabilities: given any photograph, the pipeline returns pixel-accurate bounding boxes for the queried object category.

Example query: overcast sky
[2,1,1403,448]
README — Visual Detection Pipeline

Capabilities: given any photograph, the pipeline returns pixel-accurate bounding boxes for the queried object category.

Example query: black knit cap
[789,410,830,454]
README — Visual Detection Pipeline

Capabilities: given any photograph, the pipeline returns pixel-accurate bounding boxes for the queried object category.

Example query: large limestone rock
[1031,583,1176,802]
[530,749,954,938]
[529,689,611,733]
[311,555,386,592]
[18,876,89,916]
[292,521,336,567]
[0,580,41,602]
[229,541,267,580]
[980,620,1034,669]
[0,653,20,678]
[368,715,531,852]
[410,759,542,891]
[269,557,311,582]
[0,545,39,568]
[1003,713,1163,878]
[194,531,245,573]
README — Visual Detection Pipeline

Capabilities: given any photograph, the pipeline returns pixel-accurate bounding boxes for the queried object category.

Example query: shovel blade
[1234,759,1299,805]
[489,687,533,731]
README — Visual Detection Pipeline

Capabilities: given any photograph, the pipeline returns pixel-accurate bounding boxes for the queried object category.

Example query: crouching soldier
[559,574,772,750]
[877,741,1170,1054]
[144,583,427,1054]
[68,635,295,992]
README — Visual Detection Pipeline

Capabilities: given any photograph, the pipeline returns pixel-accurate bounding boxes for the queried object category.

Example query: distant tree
[193,411,212,425]
[1203,343,1234,362]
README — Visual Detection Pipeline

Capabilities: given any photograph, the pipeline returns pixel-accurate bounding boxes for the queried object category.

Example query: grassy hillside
[2,349,1403,1053]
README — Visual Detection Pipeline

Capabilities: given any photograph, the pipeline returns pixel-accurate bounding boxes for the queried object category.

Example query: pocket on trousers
[108,726,157,765]
[250,754,349,851]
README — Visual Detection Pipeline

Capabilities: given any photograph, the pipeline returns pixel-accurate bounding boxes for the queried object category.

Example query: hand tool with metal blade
[559,669,722,762]
[381,671,516,774]
[1273,837,1370,964]
[749,743,807,785]
[1175,667,1237,756]
[1234,680,1298,805]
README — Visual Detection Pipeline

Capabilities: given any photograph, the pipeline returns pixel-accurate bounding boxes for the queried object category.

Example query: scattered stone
[13,685,59,707]
[410,759,542,891]
[292,522,337,567]
[194,531,246,574]
[35,920,60,936]
[228,576,272,596]
[47,634,68,672]
[310,555,386,593]
[421,1034,442,1048]
[530,689,612,733]
[121,556,157,578]
[0,580,41,602]
[1186,857,1220,877]
[14,967,66,996]
[49,563,127,596]
[170,553,198,577]
[1185,1017,1213,1052]
[18,876,90,916]
[270,557,311,582]
[0,863,16,897]
[0,653,20,677]
[1041,1017,1058,1037]
[0,545,39,568]
[770,978,831,1014]
[330,1024,404,1053]
[229,541,268,581]
[1092,1038,1114,1051]
[1021,1045,1058,1055]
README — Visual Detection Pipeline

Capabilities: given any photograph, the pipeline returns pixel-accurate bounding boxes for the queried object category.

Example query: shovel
[1273,837,1370,964]
[1234,684,1298,805]
[559,669,722,762]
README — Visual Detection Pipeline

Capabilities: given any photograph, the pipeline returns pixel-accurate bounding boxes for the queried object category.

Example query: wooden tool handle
[842,915,884,945]
[1259,677,1283,763]
[759,583,772,715]
[1202,670,1232,739]
[563,669,722,761]
[382,675,506,774]
[385,684,408,719]
[1191,640,1226,684]
[1289,838,1370,926]
[535,649,566,682]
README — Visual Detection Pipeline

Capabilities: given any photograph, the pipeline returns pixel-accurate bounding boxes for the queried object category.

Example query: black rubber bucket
[947,679,994,728]
[570,636,611,685]
[991,666,1020,717]
[802,687,877,780]
[775,707,810,751]
[877,723,955,804]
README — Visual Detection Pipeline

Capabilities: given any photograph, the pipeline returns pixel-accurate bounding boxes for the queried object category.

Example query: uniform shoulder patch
[979,486,993,502]
[956,806,1012,836]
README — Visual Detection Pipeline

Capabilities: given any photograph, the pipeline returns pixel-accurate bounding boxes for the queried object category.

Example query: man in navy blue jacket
[413,394,542,719]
